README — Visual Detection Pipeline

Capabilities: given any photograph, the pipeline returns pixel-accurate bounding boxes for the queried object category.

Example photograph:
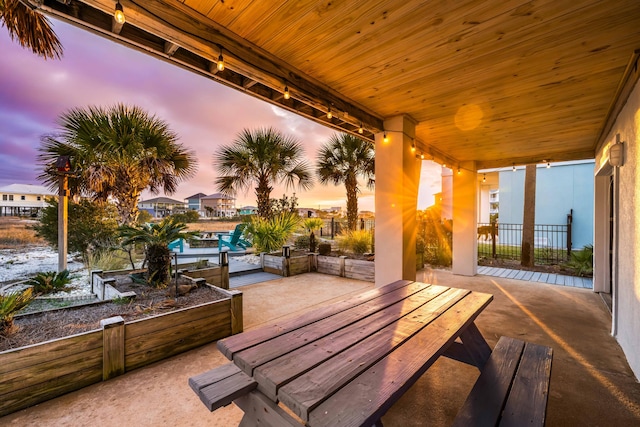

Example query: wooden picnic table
[191,279,494,427]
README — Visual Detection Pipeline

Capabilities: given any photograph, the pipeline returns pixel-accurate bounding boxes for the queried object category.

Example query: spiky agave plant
[244,212,301,254]
[0,288,34,336]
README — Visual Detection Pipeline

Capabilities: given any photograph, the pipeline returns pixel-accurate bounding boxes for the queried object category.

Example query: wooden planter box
[0,285,241,417]
[261,253,375,282]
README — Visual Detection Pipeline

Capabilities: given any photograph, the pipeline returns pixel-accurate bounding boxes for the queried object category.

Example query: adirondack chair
[217,224,251,251]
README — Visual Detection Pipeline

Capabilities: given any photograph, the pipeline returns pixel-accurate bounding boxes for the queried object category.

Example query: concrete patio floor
[2,270,639,426]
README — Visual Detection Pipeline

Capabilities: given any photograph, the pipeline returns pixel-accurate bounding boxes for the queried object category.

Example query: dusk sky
[0,18,441,211]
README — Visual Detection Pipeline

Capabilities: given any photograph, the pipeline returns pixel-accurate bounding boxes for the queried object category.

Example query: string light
[513,164,516,172]
[283,85,290,100]
[114,1,125,24]
[547,162,551,168]
[383,131,389,143]
[420,153,425,160]
[483,174,486,183]
[411,142,416,153]
[327,107,332,119]
[457,166,461,175]
[358,123,364,134]
[216,45,225,71]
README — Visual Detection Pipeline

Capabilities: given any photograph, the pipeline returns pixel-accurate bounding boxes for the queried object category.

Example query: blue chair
[217,224,251,251]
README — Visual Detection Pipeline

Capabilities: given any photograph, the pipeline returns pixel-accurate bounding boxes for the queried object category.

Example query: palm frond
[1,0,63,59]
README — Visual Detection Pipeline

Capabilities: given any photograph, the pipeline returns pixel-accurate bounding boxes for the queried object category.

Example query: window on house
[37,196,41,201]
[2,195,6,201]
[21,195,26,201]
[8,195,13,201]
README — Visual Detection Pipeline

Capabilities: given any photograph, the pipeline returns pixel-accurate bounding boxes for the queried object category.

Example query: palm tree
[37,104,197,225]
[317,133,374,231]
[119,217,198,288]
[1,0,63,59]
[213,127,313,218]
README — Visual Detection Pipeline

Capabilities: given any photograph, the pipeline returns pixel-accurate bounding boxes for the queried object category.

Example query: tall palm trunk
[255,178,273,218]
[345,173,359,230]
[521,164,537,267]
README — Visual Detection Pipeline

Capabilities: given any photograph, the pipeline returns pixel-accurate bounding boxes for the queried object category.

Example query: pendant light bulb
[513,164,516,172]
[283,85,290,100]
[420,153,425,160]
[457,166,461,175]
[114,1,125,24]
[383,132,389,143]
[217,54,225,71]
[327,107,332,119]
[411,143,416,153]
[483,174,487,183]
[358,123,364,134]
[547,162,551,168]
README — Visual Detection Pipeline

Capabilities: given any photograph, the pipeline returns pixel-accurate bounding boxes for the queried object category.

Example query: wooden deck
[477,266,592,289]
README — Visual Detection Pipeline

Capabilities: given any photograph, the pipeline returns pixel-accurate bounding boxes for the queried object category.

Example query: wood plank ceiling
[32,0,640,169]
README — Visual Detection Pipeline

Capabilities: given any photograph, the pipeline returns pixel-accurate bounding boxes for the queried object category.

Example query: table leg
[459,322,492,368]
[235,390,300,427]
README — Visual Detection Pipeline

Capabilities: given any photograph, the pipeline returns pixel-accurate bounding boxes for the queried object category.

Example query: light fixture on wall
[216,45,225,71]
[283,85,290,100]
[609,134,625,167]
[114,1,125,24]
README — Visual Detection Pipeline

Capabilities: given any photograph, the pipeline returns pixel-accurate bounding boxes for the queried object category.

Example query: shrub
[567,244,593,277]
[0,288,35,335]
[25,270,72,295]
[336,230,372,254]
[294,235,310,250]
[137,210,153,224]
[245,212,301,254]
[32,198,119,261]
[86,248,132,271]
[303,218,324,232]
[318,243,332,255]
[170,210,200,223]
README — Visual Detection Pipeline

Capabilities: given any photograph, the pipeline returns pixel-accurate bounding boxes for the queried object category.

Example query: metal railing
[477,222,572,264]
[319,218,375,238]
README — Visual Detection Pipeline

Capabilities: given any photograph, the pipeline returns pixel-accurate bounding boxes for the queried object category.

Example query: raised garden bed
[261,251,374,282]
[0,268,241,417]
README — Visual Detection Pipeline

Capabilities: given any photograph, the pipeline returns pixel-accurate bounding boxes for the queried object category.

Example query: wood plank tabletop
[214,280,493,427]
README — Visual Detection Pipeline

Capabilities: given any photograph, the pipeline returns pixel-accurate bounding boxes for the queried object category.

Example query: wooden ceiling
[33,0,640,169]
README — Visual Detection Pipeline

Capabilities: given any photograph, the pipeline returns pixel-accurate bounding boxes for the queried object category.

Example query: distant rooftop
[201,192,234,200]
[185,192,207,200]
[139,196,185,205]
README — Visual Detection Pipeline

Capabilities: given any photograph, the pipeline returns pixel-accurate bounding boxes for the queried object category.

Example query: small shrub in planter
[25,270,72,295]
[0,288,34,335]
[336,230,372,254]
[294,235,310,250]
[318,243,332,255]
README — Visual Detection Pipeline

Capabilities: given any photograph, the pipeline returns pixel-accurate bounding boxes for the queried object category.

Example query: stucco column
[593,174,609,293]
[374,115,420,287]
[452,162,478,276]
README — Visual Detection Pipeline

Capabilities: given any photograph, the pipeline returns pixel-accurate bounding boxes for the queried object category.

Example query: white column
[452,162,478,276]
[593,175,609,293]
[374,115,420,287]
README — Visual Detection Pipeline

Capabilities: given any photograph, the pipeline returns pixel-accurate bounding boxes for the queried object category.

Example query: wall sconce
[114,1,125,24]
[609,134,625,167]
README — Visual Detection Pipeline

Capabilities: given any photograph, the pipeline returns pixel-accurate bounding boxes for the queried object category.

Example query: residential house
[238,206,257,216]
[0,184,54,216]
[138,197,186,218]
[200,193,235,217]
[185,193,207,212]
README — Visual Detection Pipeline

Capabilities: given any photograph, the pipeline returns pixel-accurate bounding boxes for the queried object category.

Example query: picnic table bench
[189,280,552,426]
